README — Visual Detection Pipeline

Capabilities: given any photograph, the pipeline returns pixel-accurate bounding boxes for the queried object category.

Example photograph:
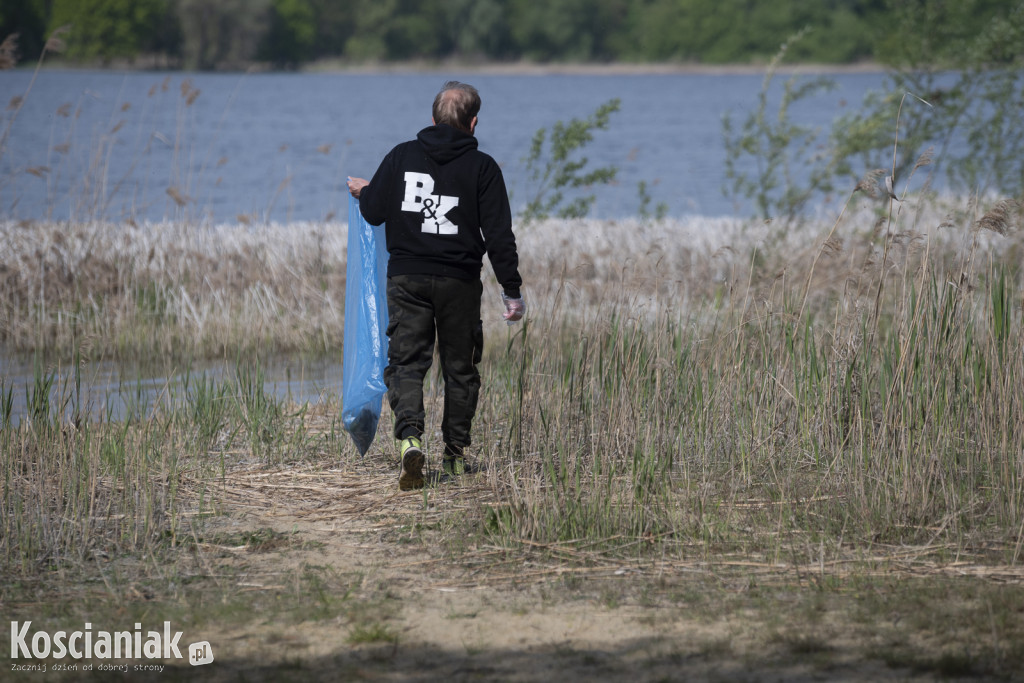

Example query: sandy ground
[128,453,1022,683]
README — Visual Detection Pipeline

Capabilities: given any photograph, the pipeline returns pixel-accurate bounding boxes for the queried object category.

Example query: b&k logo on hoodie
[402,172,459,235]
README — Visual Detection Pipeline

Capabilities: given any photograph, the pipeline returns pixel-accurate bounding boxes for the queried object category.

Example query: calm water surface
[1,68,888,222]
[0,355,344,425]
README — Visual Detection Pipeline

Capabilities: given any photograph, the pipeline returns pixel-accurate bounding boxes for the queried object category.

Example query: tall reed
[0,219,346,359]
[3,181,1021,575]
[477,193,1024,563]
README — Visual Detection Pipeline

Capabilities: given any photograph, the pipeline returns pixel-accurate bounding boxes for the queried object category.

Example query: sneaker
[398,437,425,490]
[441,455,466,476]
[441,445,473,477]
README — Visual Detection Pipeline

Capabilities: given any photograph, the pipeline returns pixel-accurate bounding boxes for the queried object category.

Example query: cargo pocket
[384,318,398,373]
[472,319,483,365]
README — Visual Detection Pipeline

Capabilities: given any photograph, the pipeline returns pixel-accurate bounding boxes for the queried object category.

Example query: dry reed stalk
[0,33,17,70]
[1,196,1000,356]
[975,198,1022,236]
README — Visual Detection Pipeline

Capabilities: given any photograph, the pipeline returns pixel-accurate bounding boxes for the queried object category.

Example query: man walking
[347,81,525,490]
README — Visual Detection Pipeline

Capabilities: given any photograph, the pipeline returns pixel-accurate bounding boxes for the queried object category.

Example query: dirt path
[164,459,1021,682]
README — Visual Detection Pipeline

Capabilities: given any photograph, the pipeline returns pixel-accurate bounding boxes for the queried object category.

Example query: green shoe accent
[442,456,465,476]
[398,437,424,490]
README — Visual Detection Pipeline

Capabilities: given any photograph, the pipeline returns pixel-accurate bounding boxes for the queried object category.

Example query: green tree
[873,0,1016,68]
[508,0,626,61]
[260,0,317,66]
[307,0,356,60]
[386,0,446,59]
[619,0,697,61]
[344,0,446,61]
[723,0,1024,223]
[176,0,270,69]
[441,0,511,59]
[623,0,876,63]
[8,0,1017,72]
[722,32,838,223]
[521,98,621,224]
[832,0,1024,198]
[0,0,48,61]
[48,0,169,61]
[342,0,392,60]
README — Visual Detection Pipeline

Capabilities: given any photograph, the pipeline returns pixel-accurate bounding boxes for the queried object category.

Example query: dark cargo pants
[384,274,483,450]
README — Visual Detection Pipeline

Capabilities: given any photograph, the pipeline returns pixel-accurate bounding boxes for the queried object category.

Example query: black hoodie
[358,124,522,298]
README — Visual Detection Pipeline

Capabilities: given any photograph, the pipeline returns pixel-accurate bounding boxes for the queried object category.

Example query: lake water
[1,68,890,223]
[0,354,344,426]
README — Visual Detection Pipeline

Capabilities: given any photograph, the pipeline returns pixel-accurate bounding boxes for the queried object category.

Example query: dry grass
[2,187,1024,678]
[468,190,1024,570]
[0,219,347,357]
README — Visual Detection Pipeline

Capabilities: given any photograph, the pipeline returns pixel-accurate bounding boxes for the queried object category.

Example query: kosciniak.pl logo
[10,621,214,667]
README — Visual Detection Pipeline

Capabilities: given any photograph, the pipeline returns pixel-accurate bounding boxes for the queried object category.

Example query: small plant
[0,379,12,431]
[184,371,231,449]
[25,360,56,432]
[636,180,668,221]
[722,29,838,225]
[519,98,621,225]
[347,621,399,645]
[233,360,284,458]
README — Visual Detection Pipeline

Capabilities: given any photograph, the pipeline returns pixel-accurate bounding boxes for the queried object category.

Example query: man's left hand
[502,293,526,322]
[347,176,368,198]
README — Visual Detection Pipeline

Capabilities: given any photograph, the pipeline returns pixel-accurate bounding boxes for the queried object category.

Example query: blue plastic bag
[342,195,389,455]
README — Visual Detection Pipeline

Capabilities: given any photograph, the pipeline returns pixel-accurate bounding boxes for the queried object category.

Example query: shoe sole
[399,449,425,490]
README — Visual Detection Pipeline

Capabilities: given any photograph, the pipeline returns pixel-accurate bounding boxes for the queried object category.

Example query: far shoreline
[12,57,888,77]
[301,58,887,77]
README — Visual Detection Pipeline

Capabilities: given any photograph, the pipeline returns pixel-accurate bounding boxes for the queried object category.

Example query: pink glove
[502,292,526,323]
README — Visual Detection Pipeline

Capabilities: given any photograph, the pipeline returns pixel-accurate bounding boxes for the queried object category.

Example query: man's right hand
[347,176,368,198]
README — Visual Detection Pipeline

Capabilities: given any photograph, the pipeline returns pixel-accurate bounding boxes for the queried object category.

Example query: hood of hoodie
[416,124,478,165]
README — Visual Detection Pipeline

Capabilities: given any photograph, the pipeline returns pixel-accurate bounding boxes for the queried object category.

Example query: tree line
[0,0,1018,70]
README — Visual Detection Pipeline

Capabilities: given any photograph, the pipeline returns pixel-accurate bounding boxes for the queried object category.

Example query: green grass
[346,622,400,646]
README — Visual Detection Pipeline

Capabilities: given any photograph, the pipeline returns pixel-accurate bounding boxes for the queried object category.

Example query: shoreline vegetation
[4,57,889,76]
[3,192,1024,675]
[6,0,1014,74]
[2,192,1019,361]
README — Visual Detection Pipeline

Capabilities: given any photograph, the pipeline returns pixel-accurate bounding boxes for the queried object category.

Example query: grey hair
[432,81,481,133]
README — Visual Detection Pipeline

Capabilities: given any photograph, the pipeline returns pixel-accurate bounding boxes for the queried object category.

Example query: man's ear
[470,116,478,134]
